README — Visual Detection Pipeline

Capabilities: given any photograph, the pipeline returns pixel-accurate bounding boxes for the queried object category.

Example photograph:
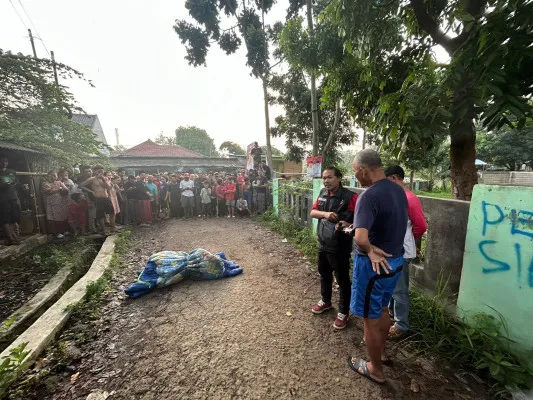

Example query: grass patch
[407,282,533,397]
[415,190,452,199]
[68,229,134,320]
[259,211,533,397]
[21,239,98,275]
[258,208,318,264]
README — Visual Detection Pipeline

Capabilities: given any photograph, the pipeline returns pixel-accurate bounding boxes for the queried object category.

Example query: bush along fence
[268,179,533,397]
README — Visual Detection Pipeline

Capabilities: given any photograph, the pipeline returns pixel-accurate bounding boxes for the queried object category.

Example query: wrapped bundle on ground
[124,249,243,299]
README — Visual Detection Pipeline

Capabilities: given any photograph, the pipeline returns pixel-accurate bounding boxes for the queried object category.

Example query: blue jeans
[389,259,411,332]
[244,192,252,211]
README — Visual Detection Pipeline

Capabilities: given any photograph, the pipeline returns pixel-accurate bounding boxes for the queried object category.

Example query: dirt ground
[40,218,488,400]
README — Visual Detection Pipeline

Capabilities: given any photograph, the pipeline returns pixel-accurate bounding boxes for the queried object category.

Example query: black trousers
[318,250,352,314]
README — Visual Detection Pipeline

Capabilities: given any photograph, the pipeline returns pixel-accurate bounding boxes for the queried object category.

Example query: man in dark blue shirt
[347,149,408,385]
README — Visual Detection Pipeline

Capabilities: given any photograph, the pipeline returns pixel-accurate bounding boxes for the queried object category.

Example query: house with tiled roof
[110,139,245,174]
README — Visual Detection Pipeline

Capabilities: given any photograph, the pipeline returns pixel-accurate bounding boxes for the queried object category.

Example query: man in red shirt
[385,165,427,339]
[310,167,358,330]
[224,178,237,218]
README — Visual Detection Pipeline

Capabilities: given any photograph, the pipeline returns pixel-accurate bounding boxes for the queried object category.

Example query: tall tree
[174,0,279,169]
[261,144,284,157]
[322,0,533,200]
[477,121,533,171]
[219,141,246,155]
[175,125,218,157]
[0,50,106,164]
[269,67,355,166]
[276,6,358,163]
[155,132,176,146]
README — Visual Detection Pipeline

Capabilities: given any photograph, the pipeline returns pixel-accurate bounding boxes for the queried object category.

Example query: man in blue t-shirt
[347,149,408,385]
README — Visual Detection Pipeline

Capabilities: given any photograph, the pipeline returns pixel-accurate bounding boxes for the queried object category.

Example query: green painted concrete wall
[457,185,533,349]
[272,179,279,217]
[312,178,323,233]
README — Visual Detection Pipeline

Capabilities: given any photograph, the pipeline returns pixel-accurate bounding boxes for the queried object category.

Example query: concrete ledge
[0,265,72,350]
[0,236,116,382]
[0,234,48,263]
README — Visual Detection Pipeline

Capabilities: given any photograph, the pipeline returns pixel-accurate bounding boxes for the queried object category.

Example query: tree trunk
[321,98,341,159]
[409,170,415,191]
[449,77,477,200]
[362,127,367,149]
[450,123,477,200]
[262,78,273,169]
[428,168,434,191]
[306,0,319,156]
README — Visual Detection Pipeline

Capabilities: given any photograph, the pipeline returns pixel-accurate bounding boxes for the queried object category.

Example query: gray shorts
[181,195,194,208]
[226,199,236,207]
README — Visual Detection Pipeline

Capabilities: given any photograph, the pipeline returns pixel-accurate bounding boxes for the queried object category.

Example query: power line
[17,0,50,55]
[8,0,29,31]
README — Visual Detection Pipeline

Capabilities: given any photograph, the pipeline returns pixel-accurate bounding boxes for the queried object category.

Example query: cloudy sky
[1,0,297,151]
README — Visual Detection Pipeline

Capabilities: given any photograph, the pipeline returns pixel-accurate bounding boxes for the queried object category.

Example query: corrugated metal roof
[0,141,41,153]
[71,113,96,127]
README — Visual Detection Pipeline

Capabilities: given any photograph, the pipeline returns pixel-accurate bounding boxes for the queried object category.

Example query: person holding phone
[310,167,358,330]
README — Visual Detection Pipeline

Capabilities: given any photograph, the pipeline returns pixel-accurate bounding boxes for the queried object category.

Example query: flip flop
[347,357,386,385]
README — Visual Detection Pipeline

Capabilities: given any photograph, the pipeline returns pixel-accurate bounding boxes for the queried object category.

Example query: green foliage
[269,68,355,165]
[219,141,246,155]
[174,0,273,79]
[476,120,533,170]
[0,50,108,164]
[154,132,176,146]
[319,0,533,199]
[0,343,29,393]
[414,190,452,199]
[258,208,318,264]
[408,283,533,397]
[261,145,283,157]
[22,239,97,275]
[175,125,218,157]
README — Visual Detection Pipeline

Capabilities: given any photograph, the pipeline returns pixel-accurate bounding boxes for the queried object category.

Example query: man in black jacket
[310,167,358,329]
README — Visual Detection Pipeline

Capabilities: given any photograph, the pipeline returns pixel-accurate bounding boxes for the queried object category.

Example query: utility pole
[50,51,59,86]
[28,29,37,58]
[115,128,120,147]
[306,0,319,156]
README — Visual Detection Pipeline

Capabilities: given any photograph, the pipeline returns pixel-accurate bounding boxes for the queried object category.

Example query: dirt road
[44,218,485,400]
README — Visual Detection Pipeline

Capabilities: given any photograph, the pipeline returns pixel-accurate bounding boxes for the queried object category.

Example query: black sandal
[348,357,386,385]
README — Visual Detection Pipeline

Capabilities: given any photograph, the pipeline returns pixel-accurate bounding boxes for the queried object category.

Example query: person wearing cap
[384,165,427,339]
[180,173,195,219]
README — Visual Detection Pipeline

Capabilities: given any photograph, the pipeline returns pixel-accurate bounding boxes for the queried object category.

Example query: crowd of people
[37,162,273,238]
[311,149,427,385]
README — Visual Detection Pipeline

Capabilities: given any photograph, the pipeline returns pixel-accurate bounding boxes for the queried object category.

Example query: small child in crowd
[236,196,250,217]
[224,178,236,218]
[68,193,87,237]
[215,179,226,217]
[200,181,212,218]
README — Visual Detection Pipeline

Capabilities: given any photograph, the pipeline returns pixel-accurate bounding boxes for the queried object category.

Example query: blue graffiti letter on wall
[478,240,511,274]
[481,201,504,236]
[511,209,533,240]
